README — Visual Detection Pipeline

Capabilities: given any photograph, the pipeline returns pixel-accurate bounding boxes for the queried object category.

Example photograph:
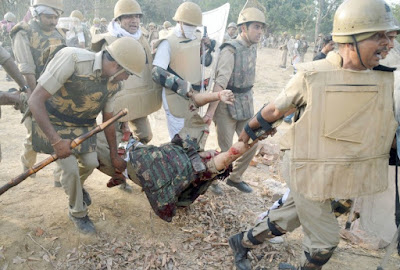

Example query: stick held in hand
[0,109,128,196]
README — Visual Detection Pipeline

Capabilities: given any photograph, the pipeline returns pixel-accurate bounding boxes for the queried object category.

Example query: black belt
[227,85,253,93]
[45,102,96,126]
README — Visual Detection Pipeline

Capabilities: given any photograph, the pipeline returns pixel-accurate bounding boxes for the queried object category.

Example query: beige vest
[91,33,162,121]
[164,33,201,118]
[285,61,397,200]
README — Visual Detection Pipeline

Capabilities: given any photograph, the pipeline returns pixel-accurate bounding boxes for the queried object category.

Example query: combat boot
[229,232,251,270]
[209,183,224,195]
[68,213,96,234]
[226,179,253,193]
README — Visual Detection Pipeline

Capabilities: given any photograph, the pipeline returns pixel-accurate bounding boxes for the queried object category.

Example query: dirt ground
[1,47,400,270]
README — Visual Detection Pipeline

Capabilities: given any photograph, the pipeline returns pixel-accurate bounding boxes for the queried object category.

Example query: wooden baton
[0,108,128,196]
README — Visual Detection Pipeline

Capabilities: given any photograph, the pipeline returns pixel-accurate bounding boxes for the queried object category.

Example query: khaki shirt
[0,45,11,65]
[37,47,114,113]
[214,35,250,89]
[274,51,343,113]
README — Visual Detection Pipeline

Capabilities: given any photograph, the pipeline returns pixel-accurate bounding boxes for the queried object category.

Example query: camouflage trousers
[213,102,258,183]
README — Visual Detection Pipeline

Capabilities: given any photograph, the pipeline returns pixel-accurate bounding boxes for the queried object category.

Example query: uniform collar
[326,51,343,68]
[237,34,252,48]
[93,51,103,78]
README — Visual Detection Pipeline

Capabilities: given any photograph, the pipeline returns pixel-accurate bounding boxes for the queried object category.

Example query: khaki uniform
[241,52,397,266]
[280,36,289,67]
[213,35,258,183]
[91,33,161,143]
[34,47,120,218]
[11,19,66,170]
[0,45,11,64]
[156,32,209,150]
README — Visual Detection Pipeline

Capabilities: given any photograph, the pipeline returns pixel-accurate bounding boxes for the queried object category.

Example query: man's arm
[28,85,72,158]
[13,31,37,92]
[103,111,126,172]
[2,58,30,92]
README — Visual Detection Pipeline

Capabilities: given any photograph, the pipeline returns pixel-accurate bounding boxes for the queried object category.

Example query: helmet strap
[351,35,368,70]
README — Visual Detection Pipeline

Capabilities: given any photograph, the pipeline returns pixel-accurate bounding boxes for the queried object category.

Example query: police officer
[147,22,158,44]
[91,0,162,191]
[279,32,289,68]
[204,6,266,195]
[100,17,108,33]
[11,0,66,177]
[159,21,172,39]
[67,10,86,48]
[90,17,101,37]
[224,22,238,42]
[151,2,235,153]
[228,0,399,269]
[28,37,146,234]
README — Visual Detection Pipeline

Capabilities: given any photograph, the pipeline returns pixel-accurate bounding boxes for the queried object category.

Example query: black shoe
[229,232,251,270]
[209,184,224,195]
[278,263,298,270]
[226,180,253,193]
[82,188,91,206]
[68,213,96,234]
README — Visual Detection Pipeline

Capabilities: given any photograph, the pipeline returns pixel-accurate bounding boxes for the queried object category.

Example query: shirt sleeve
[274,71,308,112]
[103,94,115,113]
[37,48,76,95]
[152,40,171,70]
[214,46,235,89]
[0,46,11,65]
[13,31,36,75]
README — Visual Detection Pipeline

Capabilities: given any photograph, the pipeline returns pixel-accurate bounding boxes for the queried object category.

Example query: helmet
[4,12,16,23]
[301,34,305,38]
[149,22,156,27]
[283,31,287,35]
[227,22,237,29]
[70,10,84,21]
[332,0,400,43]
[295,34,300,39]
[173,2,202,27]
[101,17,107,23]
[163,21,172,29]
[105,37,146,77]
[237,7,265,26]
[32,0,63,13]
[93,17,100,24]
[114,0,142,19]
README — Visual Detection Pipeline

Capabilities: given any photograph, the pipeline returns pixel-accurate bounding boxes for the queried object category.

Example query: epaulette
[10,21,30,38]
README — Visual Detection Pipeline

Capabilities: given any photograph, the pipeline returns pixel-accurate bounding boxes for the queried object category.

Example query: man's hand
[111,155,127,172]
[53,139,72,159]
[219,90,235,105]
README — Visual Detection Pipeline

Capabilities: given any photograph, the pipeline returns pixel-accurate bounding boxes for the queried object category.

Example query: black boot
[229,232,251,270]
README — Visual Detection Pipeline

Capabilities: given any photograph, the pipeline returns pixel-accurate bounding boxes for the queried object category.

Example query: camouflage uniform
[213,35,258,185]
[11,19,66,170]
[34,47,120,218]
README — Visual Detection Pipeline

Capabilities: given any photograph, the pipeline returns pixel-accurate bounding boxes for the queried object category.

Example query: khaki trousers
[214,103,258,183]
[128,116,153,144]
[243,151,340,266]
[56,152,98,218]
[280,49,288,67]
[20,116,37,169]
